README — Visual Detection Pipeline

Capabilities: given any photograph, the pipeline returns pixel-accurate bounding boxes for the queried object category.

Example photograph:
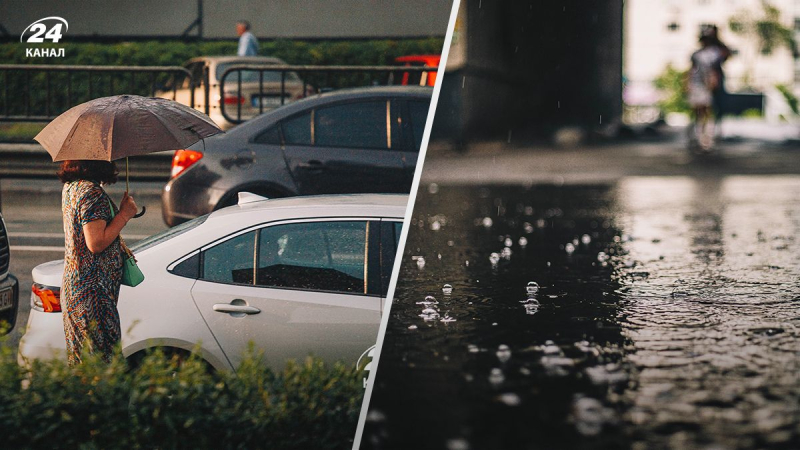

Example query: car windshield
[216,63,301,84]
[130,214,209,253]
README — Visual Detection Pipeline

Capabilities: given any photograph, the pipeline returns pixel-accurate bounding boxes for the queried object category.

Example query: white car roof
[207,193,408,227]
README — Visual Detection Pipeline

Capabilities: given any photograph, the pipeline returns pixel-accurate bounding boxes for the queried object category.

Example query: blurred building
[433,0,624,144]
[625,0,799,121]
[0,0,450,40]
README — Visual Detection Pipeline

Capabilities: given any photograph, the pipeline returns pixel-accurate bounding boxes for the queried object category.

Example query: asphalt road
[1,178,167,350]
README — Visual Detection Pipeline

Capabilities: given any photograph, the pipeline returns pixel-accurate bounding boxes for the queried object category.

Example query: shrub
[0,343,364,449]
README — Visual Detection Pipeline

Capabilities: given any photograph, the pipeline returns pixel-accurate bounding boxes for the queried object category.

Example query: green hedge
[0,38,444,138]
[0,343,364,449]
[0,38,444,67]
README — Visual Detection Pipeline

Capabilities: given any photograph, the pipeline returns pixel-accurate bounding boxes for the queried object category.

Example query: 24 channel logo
[21,16,68,58]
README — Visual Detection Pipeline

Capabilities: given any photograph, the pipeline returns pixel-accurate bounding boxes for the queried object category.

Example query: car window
[283,112,312,145]
[380,221,403,296]
[257,221,367,294]
[314,101,388,149]
[202,231,257,285]
[216,63,301,84]
[408,100,430,151]
[131,214,208,253]
[255,125,282,145]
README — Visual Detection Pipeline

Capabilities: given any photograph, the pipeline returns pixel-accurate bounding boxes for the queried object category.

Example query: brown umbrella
[35,94,223,216]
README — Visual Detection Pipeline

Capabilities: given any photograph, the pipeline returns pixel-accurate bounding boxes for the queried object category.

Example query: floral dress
[61,180,123,365]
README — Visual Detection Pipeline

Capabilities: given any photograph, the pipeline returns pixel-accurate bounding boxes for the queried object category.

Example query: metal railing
[218,64,435,124]
[0,64,197,122]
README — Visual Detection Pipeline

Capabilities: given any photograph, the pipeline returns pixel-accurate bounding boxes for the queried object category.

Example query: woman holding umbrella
[35,94,222,365]
[57,160,137,365]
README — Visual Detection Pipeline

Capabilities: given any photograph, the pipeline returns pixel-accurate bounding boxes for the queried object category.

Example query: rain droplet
[526,281,540,295]
[496,344,511,363]
[581,234,591,245]
[565,243,575,254]
[468,344,480,353]
[442,284,453,295]
[504,237,513,247]
[416,257,426,269]
[440,314,456,323]
[428,183,439,194]
[518,236,528,247]
[430,221,442,231]
[408,325,418,330]
[482,217,493,228]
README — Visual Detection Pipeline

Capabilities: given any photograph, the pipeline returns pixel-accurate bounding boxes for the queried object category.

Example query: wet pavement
[363,175,800,449]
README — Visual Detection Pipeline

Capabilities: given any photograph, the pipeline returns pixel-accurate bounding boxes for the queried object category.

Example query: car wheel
[126,347,214,376]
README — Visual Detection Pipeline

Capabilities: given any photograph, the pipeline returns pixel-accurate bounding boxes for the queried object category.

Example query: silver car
[159,56,309,130]
[18,194,405,372]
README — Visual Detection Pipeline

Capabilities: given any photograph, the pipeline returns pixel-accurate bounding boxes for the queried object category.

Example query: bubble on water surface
[497,393,521,406]
[489,252,500,265]
[446,438,470,450]
[442,284,453,295]
[571,397,616,436]
[489,368,505,385]
[496,344,511,363]
[523,222,534,234]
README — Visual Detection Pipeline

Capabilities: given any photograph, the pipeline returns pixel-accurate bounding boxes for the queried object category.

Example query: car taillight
[31,283,60,313]
[171,149,203,178]
[223,94,245,105]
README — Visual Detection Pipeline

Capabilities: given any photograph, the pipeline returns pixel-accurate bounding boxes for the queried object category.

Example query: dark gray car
[0,212,19,334]
[162,86,432,226]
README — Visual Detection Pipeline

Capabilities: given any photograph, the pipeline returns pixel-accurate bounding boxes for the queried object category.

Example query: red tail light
[223,95,245,105]
[32,283,60,313]
[171,150,203,178]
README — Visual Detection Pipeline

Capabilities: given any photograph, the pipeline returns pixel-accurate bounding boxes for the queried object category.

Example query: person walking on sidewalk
[236,20,259,56]
[686,30,725,152]
[59,160,137,365]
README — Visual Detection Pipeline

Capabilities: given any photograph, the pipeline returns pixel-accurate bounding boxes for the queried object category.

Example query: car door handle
[297,160,324,172]
[212,303,261,314]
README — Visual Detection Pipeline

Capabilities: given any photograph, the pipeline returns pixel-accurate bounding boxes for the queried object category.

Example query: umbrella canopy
[35,94,222,162]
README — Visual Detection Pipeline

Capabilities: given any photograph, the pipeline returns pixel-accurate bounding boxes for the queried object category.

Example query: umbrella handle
[133,205,146,218]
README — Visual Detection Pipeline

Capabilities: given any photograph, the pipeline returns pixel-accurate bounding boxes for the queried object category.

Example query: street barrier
[218,64,436,124]
[0,64,197,122]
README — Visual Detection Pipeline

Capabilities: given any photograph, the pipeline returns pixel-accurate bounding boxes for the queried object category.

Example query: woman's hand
[84,193,136,254]
[119,192,137,221]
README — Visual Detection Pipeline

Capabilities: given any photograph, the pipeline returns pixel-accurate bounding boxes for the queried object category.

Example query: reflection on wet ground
[363,176,800,450]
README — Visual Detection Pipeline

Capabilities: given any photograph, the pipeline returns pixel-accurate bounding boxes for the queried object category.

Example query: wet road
[0,179,166,349]
[363,176,800,449]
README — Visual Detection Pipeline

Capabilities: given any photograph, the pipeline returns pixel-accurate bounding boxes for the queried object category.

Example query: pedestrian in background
[237,20,259,56]
[59,160,137,365]
[686,30,725,151]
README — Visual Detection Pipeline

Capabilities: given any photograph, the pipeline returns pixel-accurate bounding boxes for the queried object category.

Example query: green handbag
[108,198,145,287]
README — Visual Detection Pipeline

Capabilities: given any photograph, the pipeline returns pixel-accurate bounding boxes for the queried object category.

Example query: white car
[18,194,406,373]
